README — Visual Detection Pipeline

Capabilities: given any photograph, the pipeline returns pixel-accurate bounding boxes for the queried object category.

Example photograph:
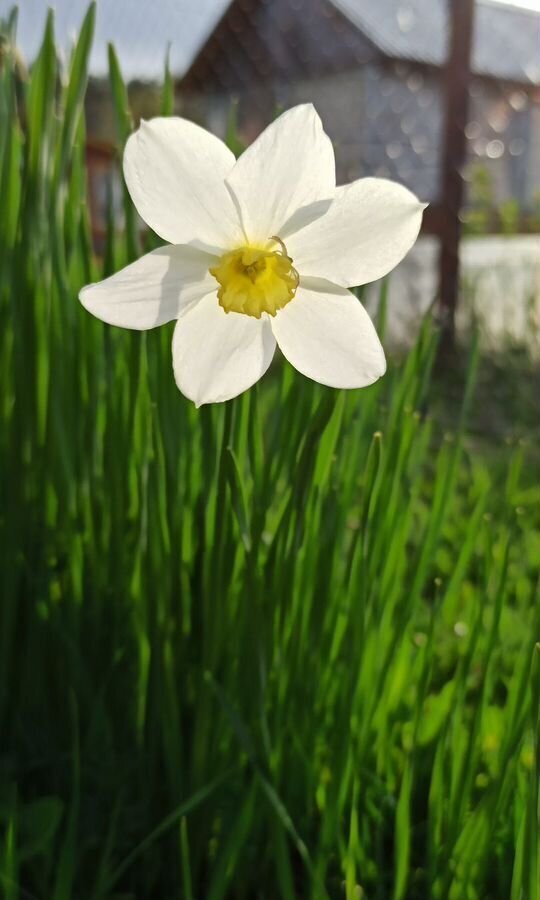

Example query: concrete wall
[366,235,540,356]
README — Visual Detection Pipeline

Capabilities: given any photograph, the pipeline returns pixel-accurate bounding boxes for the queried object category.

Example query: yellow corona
[210,237,299,319]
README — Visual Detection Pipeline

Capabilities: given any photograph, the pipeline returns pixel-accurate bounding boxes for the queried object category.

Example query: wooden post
[438,0,476,336]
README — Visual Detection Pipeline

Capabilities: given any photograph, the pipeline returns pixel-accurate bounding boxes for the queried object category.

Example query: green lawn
[1,7,539,899]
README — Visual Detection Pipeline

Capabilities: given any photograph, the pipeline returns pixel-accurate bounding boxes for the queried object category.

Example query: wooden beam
[438,0,476,334]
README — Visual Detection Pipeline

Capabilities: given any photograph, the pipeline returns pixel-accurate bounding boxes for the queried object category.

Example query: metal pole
[438,0,476,336]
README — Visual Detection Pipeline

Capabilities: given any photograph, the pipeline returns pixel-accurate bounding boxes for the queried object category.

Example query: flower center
[209,237,299,318]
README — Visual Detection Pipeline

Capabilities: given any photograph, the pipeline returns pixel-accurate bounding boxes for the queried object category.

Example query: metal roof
[329,0,540,84]
[4,0,539,85]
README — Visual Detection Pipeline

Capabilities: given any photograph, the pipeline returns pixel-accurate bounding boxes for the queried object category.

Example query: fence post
[438,0,476,337]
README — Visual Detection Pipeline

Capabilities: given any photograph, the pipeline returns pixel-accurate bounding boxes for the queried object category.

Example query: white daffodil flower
[80,104,425,406]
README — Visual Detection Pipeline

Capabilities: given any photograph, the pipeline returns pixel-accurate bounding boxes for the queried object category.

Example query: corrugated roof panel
[4,0,539,85]
[329,0,540,84]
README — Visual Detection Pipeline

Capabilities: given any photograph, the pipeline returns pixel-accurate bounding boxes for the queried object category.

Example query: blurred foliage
[463,162,540,234]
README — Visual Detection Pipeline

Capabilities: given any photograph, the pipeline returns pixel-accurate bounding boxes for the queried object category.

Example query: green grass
[1,7,539,898]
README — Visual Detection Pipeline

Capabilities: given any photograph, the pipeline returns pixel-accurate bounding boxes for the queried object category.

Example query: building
[182,0,540,216]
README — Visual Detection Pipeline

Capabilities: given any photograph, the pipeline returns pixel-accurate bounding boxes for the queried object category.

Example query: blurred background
[3,0,540,348]
[1,3,540,899]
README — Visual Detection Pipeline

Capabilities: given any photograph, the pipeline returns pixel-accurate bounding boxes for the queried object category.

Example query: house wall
[181,63,540,215]
[273,71,366,183]
[465,80,540,209]
[182,70,367,184]
[274,62,540,208]
[182,60,443,199]
[361,62,443,201]
[530,101,540,204]
[357,61,540,208]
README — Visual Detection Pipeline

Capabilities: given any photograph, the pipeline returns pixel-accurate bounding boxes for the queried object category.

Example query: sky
[1,0,539,79]
[490,0,540,7]
[0,0,231,78]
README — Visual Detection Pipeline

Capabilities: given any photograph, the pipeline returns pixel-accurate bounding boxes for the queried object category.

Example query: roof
[5,0,539,85]
[183,0,384,90]
[329,0,540,84]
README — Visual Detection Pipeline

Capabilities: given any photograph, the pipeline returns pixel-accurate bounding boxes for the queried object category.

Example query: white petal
[225,104,335,244]
[288,178,426,287]
[271,278,386,389]
[172,295,276,406]
[79,245,217,330]
[123,117,244,250]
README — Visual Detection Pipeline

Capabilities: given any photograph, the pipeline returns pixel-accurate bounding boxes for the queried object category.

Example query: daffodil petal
[225,104,335,244]
[79,245,217,330]
[287,178,426,287]
[124,117,244,250]
[172,295,276,406]
[271,278,386,388]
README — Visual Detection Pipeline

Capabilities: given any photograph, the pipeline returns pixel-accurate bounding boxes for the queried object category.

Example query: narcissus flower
[80,105,425,406]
